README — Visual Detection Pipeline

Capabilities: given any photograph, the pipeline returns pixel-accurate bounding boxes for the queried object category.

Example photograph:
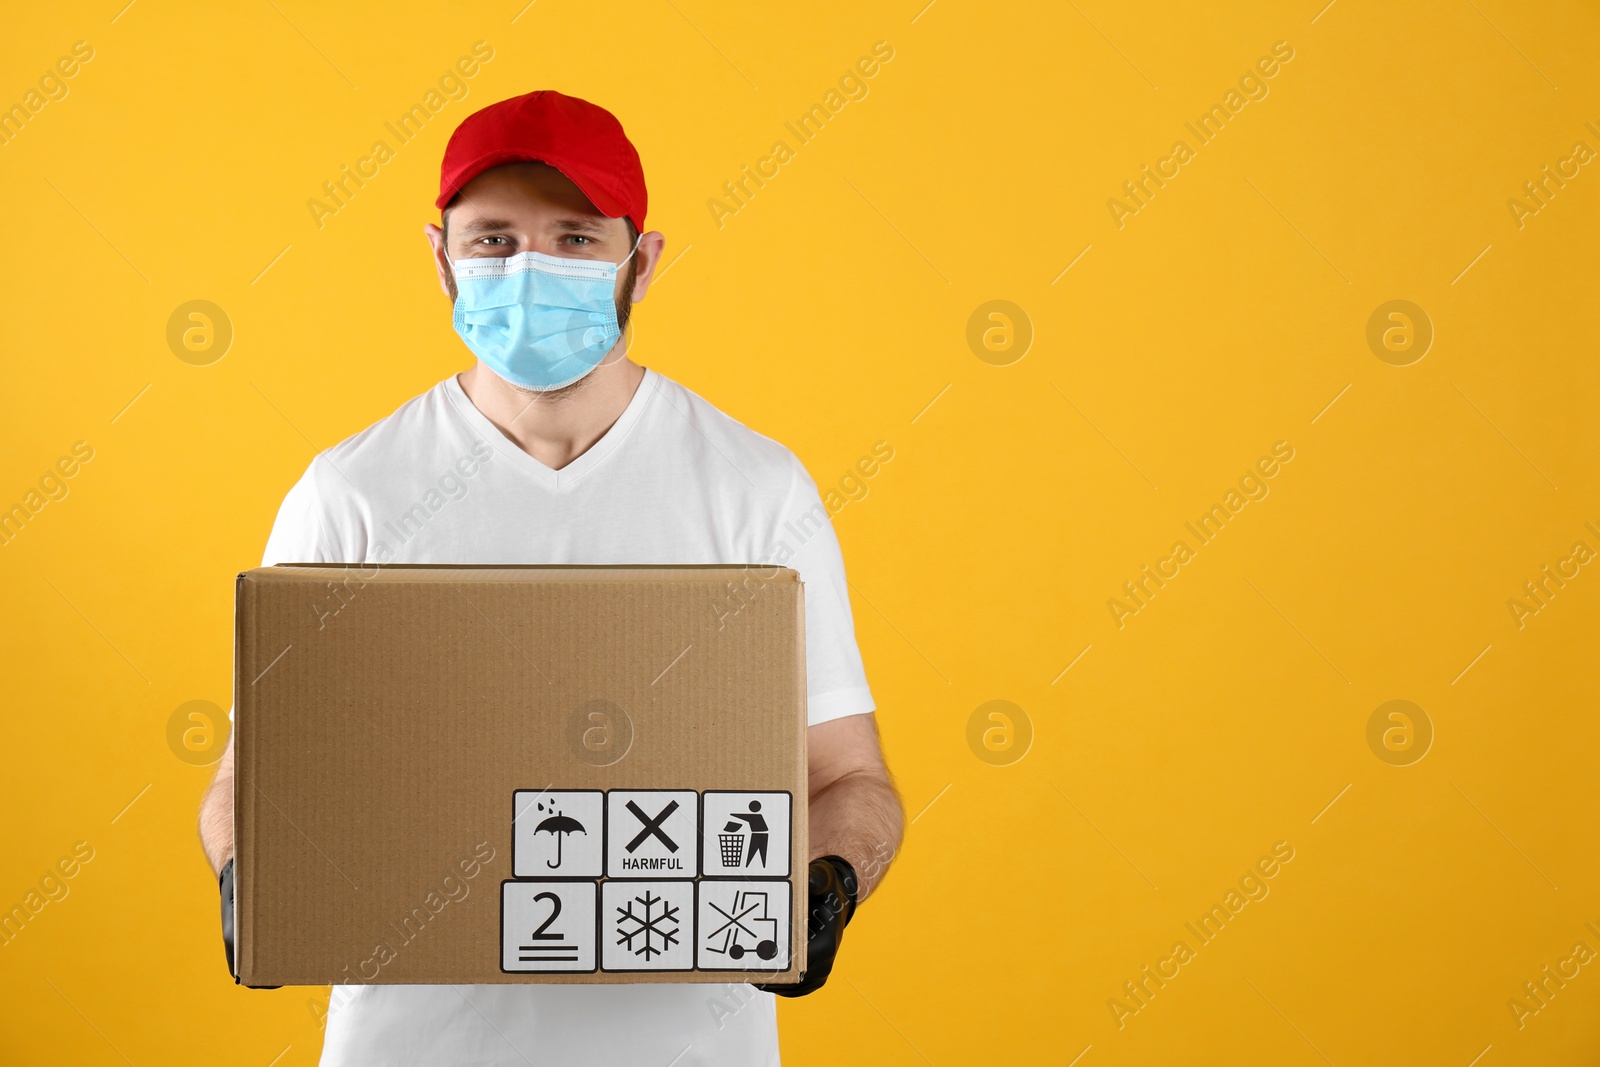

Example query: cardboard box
[233,564,807,987]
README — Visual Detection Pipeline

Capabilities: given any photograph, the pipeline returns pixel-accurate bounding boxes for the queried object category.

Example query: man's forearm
[198,745,235,875]
[808,769,903,902]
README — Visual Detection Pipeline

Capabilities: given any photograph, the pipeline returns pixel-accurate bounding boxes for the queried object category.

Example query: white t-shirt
[256,367,875,1067]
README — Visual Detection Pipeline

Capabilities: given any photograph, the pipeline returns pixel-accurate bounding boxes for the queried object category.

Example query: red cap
[435,90,647,232]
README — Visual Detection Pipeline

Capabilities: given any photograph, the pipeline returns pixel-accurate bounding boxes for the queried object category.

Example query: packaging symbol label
[605,789,699,877]
[513,790,604,878]
[501,787,794,975]
[502,882,598,973]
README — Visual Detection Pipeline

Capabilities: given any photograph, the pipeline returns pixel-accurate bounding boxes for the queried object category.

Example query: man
[197,89,903,1066]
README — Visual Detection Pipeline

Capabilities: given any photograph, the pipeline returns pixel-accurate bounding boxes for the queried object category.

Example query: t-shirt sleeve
[232,459,343,725]
[260,457,343,566]
[775,460,877,727]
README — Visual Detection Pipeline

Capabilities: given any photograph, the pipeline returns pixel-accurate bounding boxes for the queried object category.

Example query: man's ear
[424,223,454,298]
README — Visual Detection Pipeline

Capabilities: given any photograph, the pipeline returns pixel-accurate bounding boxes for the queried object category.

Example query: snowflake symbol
[615,890,681,959]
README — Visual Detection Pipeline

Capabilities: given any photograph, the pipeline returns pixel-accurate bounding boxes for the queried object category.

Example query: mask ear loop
[618,232,643,269]
[598,232,646,371]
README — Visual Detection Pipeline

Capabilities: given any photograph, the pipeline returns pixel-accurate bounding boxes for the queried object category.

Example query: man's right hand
[200,736,248,981]
[219,857,236,976]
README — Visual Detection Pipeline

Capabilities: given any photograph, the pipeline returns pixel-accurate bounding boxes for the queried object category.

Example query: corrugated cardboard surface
[234,565,807,986]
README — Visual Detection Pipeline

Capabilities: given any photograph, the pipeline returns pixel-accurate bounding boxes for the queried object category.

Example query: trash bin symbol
[719,831,746,867]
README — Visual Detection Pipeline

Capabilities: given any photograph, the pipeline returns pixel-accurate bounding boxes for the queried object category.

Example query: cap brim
[436,150,629,223]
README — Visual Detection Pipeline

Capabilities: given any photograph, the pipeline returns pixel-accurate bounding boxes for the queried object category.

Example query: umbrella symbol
[532,801,587,868]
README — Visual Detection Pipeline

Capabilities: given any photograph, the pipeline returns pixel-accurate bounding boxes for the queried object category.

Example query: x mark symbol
[625,799,680,853]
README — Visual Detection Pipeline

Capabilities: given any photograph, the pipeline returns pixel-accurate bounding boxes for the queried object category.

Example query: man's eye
[565,235,591,245]
[480,236,508,245]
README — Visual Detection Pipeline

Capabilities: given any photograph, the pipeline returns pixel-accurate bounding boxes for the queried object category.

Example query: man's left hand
[758,855,858,998]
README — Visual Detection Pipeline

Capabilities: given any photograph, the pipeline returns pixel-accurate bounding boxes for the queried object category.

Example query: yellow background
[2,1,1598,1063]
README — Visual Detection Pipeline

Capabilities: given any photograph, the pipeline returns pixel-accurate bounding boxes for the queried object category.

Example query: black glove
[220,857,237,980]
[221,858,279,988]
[758,855,858,998]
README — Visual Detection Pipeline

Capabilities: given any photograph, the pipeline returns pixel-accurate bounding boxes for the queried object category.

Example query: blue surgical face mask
[450,238,640,392]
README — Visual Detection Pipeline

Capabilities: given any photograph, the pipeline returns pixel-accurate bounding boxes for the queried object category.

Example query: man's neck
[458,355,647,471]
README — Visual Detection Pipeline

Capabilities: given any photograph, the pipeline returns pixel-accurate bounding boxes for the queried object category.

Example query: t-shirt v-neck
[441,367,659,491]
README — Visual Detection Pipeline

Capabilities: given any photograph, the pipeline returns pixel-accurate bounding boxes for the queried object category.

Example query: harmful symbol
[626,799,679,853]
[607,791,697,875]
